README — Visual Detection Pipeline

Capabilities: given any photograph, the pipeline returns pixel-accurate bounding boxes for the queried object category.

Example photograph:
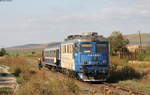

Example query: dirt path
[0,65,18,94]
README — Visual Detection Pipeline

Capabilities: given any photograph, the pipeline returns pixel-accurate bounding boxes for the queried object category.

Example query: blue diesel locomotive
[41,32,110,81]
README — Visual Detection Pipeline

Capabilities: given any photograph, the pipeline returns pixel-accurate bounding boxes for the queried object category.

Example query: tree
[108,31,129,56]
[31,51,36,55]
[0,48,7,56]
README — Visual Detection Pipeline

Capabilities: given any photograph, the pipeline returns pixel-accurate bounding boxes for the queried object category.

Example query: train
[41,32,110,81]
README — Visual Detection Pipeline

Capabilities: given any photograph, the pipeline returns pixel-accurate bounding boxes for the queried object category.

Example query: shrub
[0,48,7,56]
[121,66,141,79]
[137,53,146,61]
[14,68,22,77]
[108,65,142,82]
[31,51,36,54]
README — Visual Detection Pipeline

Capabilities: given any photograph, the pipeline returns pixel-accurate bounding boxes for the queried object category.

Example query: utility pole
[138,30,142,53]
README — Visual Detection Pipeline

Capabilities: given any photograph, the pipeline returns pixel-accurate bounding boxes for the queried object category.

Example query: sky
[0,0,150,47]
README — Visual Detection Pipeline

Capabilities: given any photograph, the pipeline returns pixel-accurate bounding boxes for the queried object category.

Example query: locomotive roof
[44,32,108,49]
[64,32,107,43]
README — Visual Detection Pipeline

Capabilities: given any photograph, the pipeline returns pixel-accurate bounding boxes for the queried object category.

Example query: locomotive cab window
[80,44,92,53]
[96,44,108,53]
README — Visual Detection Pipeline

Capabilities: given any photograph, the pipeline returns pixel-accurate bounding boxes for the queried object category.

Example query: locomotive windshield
[96,44,108,53]
[80,44,92,53]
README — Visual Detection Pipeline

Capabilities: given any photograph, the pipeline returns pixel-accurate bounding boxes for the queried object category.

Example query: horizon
[0,0,150,47]
[1,32,149,48]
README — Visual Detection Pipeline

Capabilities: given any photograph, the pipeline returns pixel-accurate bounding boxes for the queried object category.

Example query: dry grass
[0,87,14,95]
[110,56,150,93]
[1,55,150,94]
[0,56,80,95]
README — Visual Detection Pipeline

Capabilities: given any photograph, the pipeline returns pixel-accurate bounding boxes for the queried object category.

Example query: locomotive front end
[75,41,109,81]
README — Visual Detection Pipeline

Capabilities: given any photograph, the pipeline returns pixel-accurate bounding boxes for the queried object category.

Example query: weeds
[0,87,13,95]
[109,57,144,82]
[67,80,80,94]
[0,56,79,95]
[110,56,150,93]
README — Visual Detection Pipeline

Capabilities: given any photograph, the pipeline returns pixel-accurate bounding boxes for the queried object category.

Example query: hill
[5,33,150,54]
[7,44,41,49]
[6,42,59,54]
[124,33,150,46]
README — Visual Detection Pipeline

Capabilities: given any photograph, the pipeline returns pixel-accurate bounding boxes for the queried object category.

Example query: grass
[0,87,14,95]
[111,56,150,93]
[119,79,150,93]
[0,55,150,94]
[0,55,80,95]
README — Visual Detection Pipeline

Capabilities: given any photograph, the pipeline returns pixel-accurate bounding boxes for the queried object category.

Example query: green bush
[0,48,7,56]
[137,53,146,61]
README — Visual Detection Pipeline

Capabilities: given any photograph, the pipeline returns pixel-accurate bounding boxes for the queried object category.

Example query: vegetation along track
[43,66,149,95]
[94,82,149,95]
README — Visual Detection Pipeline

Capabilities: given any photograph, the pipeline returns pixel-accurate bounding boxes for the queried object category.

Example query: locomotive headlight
[102,60,107,64]
[89,61,91,64]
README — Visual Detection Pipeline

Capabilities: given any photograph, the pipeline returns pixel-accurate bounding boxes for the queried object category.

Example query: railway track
[98,82,149,95]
